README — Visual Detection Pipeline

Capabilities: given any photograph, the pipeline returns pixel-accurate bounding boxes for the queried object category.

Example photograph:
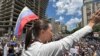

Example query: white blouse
[22,25,92,56]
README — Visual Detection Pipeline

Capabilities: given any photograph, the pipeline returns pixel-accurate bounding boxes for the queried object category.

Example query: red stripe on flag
[18,14,38,36]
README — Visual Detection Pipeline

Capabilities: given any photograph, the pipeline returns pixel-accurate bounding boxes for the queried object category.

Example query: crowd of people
[51,33,100,56]
[65,37,100,56]
[0,37,24,56]
[0,33,100,56]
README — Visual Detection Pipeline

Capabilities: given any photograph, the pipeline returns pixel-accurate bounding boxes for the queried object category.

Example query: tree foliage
[70,27,81,33]
[93,25,100,32]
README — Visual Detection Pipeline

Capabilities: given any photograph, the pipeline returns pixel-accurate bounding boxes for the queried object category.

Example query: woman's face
[42,24,53,42]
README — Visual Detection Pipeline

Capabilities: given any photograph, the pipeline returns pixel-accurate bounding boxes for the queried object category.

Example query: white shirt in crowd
[93,32,99,37]
[22,25,92,56]
[3,43,8,56]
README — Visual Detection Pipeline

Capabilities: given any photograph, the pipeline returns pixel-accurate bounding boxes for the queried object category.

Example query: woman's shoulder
[31,41,43,46]
[28,41,43,49]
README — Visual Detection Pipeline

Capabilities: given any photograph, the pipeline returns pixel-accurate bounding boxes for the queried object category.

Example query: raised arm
[60,9,100,49]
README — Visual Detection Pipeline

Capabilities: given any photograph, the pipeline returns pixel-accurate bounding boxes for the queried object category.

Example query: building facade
[82,0,100,26]
[48,18,61,34]
[48,18,67,35]
[61,24,67,34]
[0,0,49,34]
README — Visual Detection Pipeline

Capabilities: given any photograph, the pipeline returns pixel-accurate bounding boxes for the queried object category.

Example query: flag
[14,6,39,37]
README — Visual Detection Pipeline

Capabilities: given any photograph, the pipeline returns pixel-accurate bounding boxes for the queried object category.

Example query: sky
[46,0,83,31]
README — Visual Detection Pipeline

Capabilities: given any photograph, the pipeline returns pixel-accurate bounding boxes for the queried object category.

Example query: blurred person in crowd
[15,43,23,56]
[14,44,19,56]
[0,42,3,56]
[3,43,9,56]
[21,9,100,56]
[8,45,15,56]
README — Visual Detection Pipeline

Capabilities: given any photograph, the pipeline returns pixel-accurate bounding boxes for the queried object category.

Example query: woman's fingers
[98,10,100,16]
[95,9,100,15]
[89,9,100,24]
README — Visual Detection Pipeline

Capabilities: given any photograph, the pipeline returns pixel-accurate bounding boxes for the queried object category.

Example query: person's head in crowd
[9,45,14,49]
[25,19,54,50]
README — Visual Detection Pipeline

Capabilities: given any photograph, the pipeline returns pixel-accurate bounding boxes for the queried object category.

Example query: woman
[22,10,100,56]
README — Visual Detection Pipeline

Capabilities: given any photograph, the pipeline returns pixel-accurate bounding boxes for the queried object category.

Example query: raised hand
[88,9,100,28]
[89,9,100,24]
